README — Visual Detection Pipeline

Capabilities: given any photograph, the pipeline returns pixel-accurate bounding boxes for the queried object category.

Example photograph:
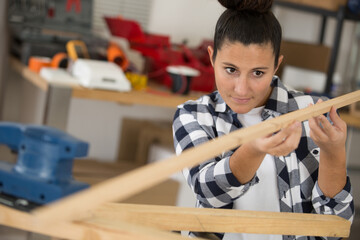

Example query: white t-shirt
[223,106,281,240]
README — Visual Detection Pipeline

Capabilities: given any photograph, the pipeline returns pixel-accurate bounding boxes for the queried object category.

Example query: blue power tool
[0,122,89,211]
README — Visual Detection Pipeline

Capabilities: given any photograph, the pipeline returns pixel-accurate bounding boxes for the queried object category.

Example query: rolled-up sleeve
[312,177,354,222]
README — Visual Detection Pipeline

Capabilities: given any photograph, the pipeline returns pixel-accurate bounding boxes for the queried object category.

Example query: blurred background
[0,0,359,239]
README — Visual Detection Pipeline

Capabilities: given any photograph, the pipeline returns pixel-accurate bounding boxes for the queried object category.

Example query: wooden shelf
[275,0,347,12]
[71,86,201,109]
[10,57,204,109]
[12,57,360,128]
[274,0,356,19]
[340,112,360,129]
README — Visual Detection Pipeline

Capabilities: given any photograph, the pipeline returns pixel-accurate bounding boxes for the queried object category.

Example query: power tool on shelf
[0,122,89,212]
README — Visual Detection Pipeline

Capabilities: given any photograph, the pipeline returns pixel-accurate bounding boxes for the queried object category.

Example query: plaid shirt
[173,77,354,240]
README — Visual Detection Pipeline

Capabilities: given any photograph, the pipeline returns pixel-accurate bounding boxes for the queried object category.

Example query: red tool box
[104,16,215,93]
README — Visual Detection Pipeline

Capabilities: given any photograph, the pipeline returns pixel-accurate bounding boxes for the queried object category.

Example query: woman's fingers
[309,114,331,140]
[268,122,301,146]
[264,121,302,156]
[308,100,347,153]
[329,106,347,132]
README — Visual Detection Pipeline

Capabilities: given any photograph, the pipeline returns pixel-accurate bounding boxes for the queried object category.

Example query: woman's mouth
[231,96,251,104]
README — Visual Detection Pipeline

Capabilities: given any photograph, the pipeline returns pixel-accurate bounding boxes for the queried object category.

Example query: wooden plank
[94,203,350,237]
[33,90,360,225]
[0,204,193,240]
[79,218,192,240]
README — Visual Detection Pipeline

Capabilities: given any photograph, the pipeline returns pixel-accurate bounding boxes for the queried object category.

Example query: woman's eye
[253,70,264,77]
[225,67,236,74]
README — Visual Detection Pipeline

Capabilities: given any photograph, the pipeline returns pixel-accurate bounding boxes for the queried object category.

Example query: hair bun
[218,0,273,13]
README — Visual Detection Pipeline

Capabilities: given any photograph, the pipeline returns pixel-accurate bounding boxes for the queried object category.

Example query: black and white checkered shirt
[173,77,354,240]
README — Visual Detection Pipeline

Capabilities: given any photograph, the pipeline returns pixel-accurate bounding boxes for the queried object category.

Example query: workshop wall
[93,0,356,82]
[71,1,355,162]
[2,1,357,162]
[147,0,223,47]
[92,0,153,37]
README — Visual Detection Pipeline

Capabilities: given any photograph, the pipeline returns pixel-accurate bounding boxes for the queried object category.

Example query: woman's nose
[234,76,249,95]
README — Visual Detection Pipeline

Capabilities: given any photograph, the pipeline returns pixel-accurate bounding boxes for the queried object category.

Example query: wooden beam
[0,204,195,240]
[33,90,360,225]
[79,218,192,240]
[94,203,350,238]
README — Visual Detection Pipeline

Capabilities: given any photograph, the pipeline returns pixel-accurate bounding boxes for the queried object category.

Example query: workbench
[10,57,203,131]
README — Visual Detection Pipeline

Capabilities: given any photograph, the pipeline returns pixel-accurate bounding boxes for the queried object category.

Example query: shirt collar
[213,91,228,113]
[264,76,290,115]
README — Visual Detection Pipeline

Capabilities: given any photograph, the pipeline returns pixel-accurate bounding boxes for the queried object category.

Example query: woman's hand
[308,99,347,158]
[250,121,302,157]
[230,121,302,184]
[308,99,347,198]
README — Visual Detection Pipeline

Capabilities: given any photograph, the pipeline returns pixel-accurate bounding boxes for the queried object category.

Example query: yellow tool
[125,72,147,90]
[66,40,90,60]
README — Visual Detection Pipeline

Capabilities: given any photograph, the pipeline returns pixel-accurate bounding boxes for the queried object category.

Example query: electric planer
[0,122,89,211]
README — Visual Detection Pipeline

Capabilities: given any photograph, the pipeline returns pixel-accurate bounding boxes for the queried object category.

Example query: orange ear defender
[51,52,69,69]
[107,42,129,71]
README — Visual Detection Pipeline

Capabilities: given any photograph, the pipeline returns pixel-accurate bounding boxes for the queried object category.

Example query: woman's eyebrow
[253,66,270,70]
[222,62,270,70]
[222,62,238,68]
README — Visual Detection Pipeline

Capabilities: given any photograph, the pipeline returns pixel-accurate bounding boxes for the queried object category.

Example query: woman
[172,0,354,239]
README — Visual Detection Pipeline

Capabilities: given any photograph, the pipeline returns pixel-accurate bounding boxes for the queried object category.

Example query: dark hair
[213,0,282,67]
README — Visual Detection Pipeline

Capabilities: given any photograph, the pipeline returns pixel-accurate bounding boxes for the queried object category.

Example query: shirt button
[312,149,319,155]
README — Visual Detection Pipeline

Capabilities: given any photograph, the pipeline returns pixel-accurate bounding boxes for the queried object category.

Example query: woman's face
[208,41,282,114]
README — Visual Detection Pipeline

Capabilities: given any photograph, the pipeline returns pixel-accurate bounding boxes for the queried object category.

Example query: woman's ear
[207,46,214,67]
[274,55,284,74]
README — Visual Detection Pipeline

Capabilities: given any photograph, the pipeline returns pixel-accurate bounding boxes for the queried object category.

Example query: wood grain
[0,204,193,240]
[94,203,350,237]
